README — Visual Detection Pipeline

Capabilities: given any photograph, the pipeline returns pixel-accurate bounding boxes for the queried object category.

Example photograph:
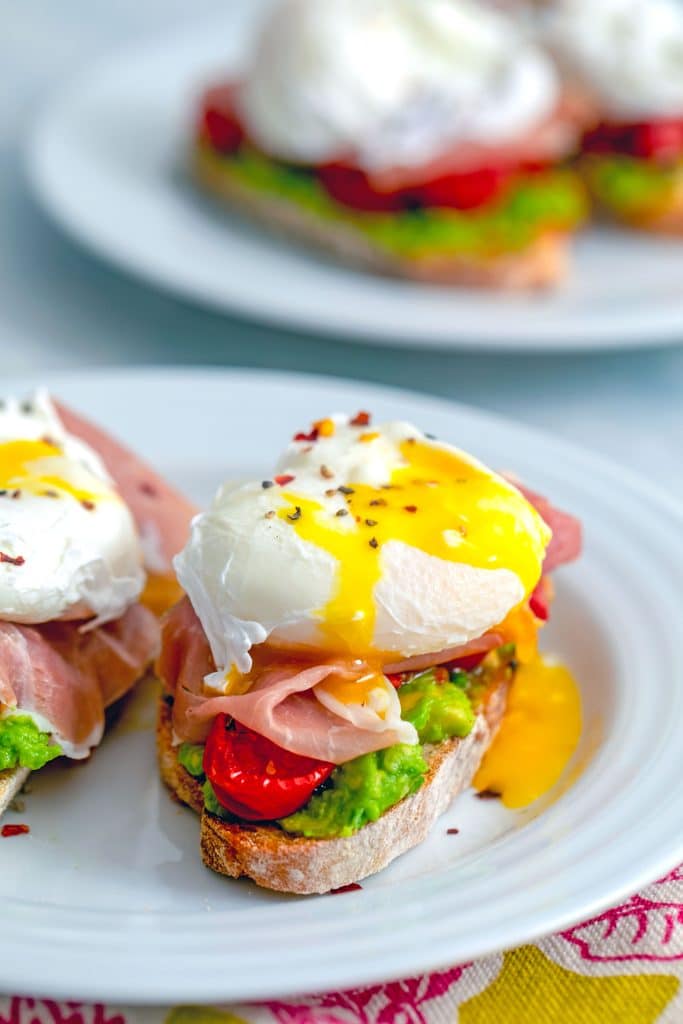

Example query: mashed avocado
[398,669,475,744]
[200,143,587,259]
[583,154,682,220]
[180,669,479,838]
[278,743,427,839]
[178,742,205,779]
[0,715,61,772]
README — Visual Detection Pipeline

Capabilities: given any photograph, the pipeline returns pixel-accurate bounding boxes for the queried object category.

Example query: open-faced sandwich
[550,0,683,232]
[157,412,582,894]
[193,0,589,289]
[0,391,196,817]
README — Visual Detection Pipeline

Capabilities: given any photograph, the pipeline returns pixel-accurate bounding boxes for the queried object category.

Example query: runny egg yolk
[277,439,549,657]
[316,671,389,711]
[474,656,582,808]
[0,439,103,504]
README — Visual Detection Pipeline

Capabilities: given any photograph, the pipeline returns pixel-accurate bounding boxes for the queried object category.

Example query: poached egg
[239,0,559,169]
[176,414,551,692]
[0,391,144,626]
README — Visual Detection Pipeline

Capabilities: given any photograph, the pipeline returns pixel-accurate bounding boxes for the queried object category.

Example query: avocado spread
[0,715,61,772]
[178,667,479,838]
[398,668,476,744]
[200,144,587,259]
[584,154,682,220]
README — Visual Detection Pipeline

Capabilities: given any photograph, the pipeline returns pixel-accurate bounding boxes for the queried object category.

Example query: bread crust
[193,146,568,290]
[0,767,30,817]
[157,681,508,895]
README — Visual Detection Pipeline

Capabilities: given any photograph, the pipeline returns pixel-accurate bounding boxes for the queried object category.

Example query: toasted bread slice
[157,679,508,895]
[193,146,568,290]
[0,767,30,817]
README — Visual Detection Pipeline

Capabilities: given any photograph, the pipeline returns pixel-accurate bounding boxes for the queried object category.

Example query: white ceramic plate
[27,4,683,352]
[0,367,682,1004]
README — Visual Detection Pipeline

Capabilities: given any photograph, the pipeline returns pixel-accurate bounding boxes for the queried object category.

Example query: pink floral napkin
[4,866,682,1024]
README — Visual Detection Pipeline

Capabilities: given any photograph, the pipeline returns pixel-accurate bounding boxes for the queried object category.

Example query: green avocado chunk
[0,715,62,772]
[398,669,476,744]
[584,154,682,217]
[278,743,428,839]
[200,144,587,259]
[178,742,206,779]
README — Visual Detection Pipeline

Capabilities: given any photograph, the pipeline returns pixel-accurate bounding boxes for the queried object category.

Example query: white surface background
[1,0,682,500]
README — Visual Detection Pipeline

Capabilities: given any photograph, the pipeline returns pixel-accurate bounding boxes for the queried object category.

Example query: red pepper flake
[369,537,379,549]
[476,788,502,800]
[139,481,158,498]
[293,428,319,443]
[447,827,460,835]
[1,824,30,838]
[350,411,371,427]
[329,882,363,895]
[81,499,95,511]
[404,505,418,513]
[0,552,25,566]
[274,474,295,487]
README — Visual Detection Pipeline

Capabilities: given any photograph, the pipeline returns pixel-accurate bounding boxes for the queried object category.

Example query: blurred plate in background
[28,3,683,351]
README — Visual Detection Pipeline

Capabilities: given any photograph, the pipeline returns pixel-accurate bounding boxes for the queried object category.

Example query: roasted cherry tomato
[203,714,335,821]
[529,576,552,622]
[583,119,683,161]
[317,162,410,212]
[416,165,510,210]
[200,85,245,154]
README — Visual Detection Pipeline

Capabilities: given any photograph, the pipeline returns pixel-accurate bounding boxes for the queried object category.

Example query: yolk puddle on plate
[474,656,582,808]
[0,439,103,504]
[277,439,549,657]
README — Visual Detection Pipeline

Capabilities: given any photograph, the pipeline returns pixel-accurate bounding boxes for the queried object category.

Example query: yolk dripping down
[277,439,550,657]
[0,439,104,505]
[474,656,582,808]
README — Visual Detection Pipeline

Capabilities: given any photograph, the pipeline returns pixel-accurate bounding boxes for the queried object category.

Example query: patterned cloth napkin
[4,865,682,1024]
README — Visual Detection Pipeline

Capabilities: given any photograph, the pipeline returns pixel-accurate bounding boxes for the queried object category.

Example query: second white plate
[28,3,683,351]
[0,367,681,1004]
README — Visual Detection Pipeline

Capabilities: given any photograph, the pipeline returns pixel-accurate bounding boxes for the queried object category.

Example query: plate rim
[0,365,681,1003]
[25,13,683,354]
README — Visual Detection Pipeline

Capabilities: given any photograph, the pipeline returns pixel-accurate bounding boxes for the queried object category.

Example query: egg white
[0,391,144,625]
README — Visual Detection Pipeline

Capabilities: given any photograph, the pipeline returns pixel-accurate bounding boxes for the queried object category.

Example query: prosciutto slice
[160,599,413,761]
[0,603,158,759]
[55,400,198,573]
[518,483,583,572]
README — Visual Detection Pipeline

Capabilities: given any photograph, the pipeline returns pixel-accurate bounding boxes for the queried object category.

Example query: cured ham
[0,604,158,759]
[169,656,413,764]
[54,400,198,573]
[518,483,583,572]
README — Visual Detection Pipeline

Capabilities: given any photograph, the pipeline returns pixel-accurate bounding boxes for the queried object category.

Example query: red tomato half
[203,714,335,821]
[583,119,683,161]
[200,85,245,154]
[416,165,511,210]
[317,162,409,212]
